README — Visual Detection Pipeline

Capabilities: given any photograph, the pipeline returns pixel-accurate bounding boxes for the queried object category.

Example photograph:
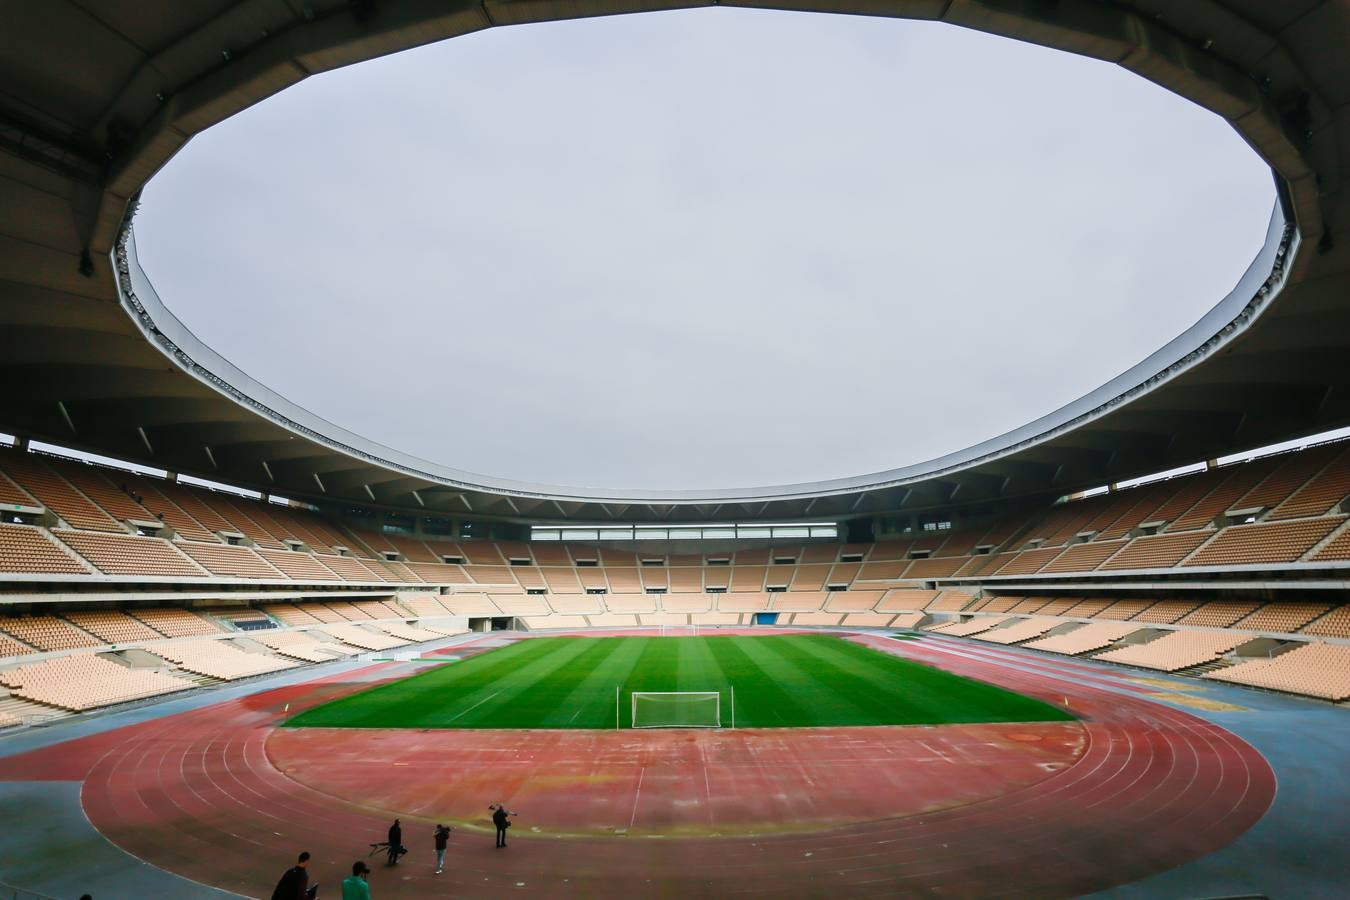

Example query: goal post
[631,691,721,728]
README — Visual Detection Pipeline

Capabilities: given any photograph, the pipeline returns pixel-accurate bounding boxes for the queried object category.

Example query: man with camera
[433,823,452,874]
[490,804,516,848]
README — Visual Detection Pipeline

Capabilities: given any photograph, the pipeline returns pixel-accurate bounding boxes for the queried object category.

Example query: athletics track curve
[0,631,1275,898]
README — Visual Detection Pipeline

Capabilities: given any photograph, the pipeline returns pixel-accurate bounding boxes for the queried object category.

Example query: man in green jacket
[342,860,372,900]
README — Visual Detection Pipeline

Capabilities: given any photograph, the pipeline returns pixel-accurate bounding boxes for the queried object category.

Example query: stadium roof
[2,1,1348,524]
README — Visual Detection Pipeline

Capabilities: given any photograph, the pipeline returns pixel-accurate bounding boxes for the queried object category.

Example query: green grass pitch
[285,634,1073,729]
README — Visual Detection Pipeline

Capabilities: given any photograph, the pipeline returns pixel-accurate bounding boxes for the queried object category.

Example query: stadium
[1,1,1348,898]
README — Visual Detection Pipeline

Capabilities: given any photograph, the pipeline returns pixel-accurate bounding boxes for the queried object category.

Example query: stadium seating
[64,610,162,644]
[971,617,1058,644]
[0,615,100,651]
[1203,642,1350,701]
[1232,603,1333,634]
[131,608,223,638]
[177,542,283,579]
[0,633,34,658]
[0,523,90,575]
[4,440,1350,708]
[1183,518,1343,567]
[1094,631,1247,672]
[321,624,407,651]
[255,548,340,580]
[0,654,194,711]
[54,530,205,578]
[1130,599,1200,624]
[155,641,297,680]
[1021,622,1139,655]
[251,630,348,662]
[0,451,122,532]
[1302,606,1350,638]
[1175,601,1262,629]
[927,615,1010,636]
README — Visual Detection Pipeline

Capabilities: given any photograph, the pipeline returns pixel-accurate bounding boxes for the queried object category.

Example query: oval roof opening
[135,9,1274,492]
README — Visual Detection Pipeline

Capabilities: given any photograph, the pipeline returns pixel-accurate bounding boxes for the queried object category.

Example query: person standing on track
[490,804,515,848]
[341,860,372,900]
[433,823,452,874]
[270,851,313,900]
[386,818,403,866]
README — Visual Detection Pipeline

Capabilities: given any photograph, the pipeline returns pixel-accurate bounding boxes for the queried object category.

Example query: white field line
[445,690,502,723]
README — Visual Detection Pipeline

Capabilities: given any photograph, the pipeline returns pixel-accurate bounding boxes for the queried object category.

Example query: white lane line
[630,766,646,830]
[445,690,502,723]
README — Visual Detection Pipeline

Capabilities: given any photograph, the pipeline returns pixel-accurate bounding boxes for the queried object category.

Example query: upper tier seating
[1301,606,1350,638]
[0,523,89,575]
[130,608,223,638]
[255,548,340,580]
[59,465,156,524]
[0,634,34,658]
[177,542,283,579]
[317,554,390,582]
[1093,599,1157,620]
[1175,601,1262,629]
[0,451,121,531]
[1268,448,1350,520]
[293,602,346,623]
[64,610,161,644]
[1183,518,1343,567]
[1130,599,1200,624]
[1232,603,1333,634]
[0,654,194,711]
[1099,531,1212,571]
[128,477,219,542]
[54,530,206,578]
[1094,631,1247,672]
[0,615,100,651]
[261,603,322,626]
[1203,642,1350,701]
[1167,457,1281,532]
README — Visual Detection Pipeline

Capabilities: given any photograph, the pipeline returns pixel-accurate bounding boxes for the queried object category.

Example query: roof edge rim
[112,191,1295,505]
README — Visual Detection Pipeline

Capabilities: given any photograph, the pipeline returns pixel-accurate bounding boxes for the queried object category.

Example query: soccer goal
[658,624,699,637]
[630,691,722,728]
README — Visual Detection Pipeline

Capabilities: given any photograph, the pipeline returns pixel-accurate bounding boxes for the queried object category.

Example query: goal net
[631,691,721,728]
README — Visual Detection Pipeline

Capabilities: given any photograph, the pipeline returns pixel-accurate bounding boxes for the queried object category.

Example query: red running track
[0,632,1275,899]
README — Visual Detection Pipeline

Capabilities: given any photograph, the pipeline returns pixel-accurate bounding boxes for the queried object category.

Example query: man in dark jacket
[490,804,515,848]
[271,851,311,900]
[387,818,403,866]
[433,823,452,874]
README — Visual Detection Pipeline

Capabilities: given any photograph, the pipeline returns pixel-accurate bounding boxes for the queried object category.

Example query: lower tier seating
[1203,642,1350,701]
[1021,622,1139,655]
[153,641,298,681]
[0,654,194,711]
[1094,631,1247,672]
[321,624,407,651]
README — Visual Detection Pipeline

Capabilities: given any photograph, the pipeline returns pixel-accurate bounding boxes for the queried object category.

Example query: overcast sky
[136,9,1273,492]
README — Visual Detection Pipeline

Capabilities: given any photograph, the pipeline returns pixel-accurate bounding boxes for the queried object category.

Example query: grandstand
[0,2,1348,899]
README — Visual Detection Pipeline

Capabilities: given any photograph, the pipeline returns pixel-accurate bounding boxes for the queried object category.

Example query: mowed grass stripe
[286,634,1074,730]
[787,635,1072,723]
[541,636,646,728]
[730,635,891,726]
[705,636,817,726]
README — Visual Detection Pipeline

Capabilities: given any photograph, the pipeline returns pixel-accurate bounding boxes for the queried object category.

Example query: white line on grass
[445,690,502,723]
